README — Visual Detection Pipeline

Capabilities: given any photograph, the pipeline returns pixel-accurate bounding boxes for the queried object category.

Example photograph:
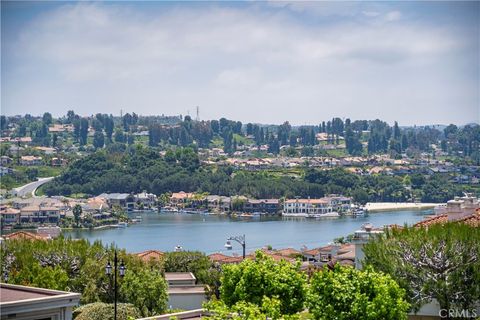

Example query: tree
[73,204,82,227]
[364,223,480,313]
[0,115,8,131]
[204,297,297,320]
[220,251,307,315]
[307,265,410,320]
[74,302,141,320]
[93,131,105,149]
[79,118,89,146]
[120,269,168,317]
[25,168,39,181]
[104,116,114,141]
[114,129,126,143]
[42,112,53,126]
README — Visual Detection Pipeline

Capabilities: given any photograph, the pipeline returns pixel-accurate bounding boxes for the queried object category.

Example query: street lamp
[225,234,246,259]
[105,250,126,320]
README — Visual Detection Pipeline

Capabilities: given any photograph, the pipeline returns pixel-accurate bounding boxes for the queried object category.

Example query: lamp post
[105,250,126,320]
[225,234,246,259]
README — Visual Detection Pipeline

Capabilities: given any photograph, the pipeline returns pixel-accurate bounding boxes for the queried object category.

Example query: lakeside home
[283,196,351,217]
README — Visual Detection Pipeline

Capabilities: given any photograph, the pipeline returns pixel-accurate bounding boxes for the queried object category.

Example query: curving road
[11,177,55,197]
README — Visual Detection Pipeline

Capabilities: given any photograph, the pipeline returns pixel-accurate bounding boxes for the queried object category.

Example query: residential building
[206,195,231,212]
[19,205,60,224]
[0,207,20,225]
[98,193,135,211]
[352,223,385,270]
[0,283,80,320]
[20,155,43,166]
[136,250,164,263]
[51,157,68,167]
[283,196,351,217]
[165,273,206,310]
[135,191,157,208]
[243,199,281,214]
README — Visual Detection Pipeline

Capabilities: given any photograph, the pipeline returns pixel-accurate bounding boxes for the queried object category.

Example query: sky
[1,1,479,126]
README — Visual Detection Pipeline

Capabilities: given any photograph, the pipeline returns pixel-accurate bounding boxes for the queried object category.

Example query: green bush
[220,251,307,315]
[307,265,409,320]
[73,302,141,320]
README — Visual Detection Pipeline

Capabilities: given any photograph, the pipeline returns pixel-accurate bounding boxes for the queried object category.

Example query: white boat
[352,208,366,216]
[309,212,340,218]
[115,222,128,228]
[282,213,308,217]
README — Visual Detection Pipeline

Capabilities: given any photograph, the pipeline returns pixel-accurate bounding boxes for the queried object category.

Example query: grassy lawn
[13,165,64,177]
[325,148,347,157]
[211,136,224,148]
[233,133,254,146]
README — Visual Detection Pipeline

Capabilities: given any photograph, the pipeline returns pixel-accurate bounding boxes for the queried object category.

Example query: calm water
[63,210,432,255]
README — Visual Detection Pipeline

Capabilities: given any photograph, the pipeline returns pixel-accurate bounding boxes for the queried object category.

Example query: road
[11,177,55,197]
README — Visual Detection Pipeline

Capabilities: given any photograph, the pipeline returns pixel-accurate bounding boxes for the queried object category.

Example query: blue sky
[1,1,479,125]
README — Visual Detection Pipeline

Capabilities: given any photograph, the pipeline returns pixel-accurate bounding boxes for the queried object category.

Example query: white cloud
[2,2,477,125]
[385,10,402,22]
[362,11,381,17]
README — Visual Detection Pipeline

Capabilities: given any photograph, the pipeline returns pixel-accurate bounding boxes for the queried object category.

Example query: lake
[63,210,432,255]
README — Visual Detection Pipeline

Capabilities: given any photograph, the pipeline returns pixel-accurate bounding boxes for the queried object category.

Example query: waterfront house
[98,193,135,211]
[283,196,351,217]
[170,191,195,208]
[19,205,60,224]
[206,195,231,212]
[135,191,157,208]
[243,199,281,214]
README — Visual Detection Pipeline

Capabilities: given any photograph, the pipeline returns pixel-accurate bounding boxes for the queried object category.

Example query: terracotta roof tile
[3,231,49,241]
[136,250,164,262]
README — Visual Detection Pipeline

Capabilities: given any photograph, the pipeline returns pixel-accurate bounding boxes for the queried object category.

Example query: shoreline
[365,202,440,213]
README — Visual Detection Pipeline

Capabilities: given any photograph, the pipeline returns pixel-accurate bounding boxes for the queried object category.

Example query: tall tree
[93,131,105,149]
[79,118,89,146]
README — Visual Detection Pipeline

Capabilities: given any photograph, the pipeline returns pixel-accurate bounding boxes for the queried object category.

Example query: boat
[160,206,178,213]
[115,222,128,228]
[308,212,340,218]
[352,207,366,217]
[239,213,254,218]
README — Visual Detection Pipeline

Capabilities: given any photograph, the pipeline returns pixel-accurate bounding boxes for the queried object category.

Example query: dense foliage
[41,146,469,202]
[0,238,222,317]
[220,251,307,315]
[363,223,480,312]
[307,265,410,320]
[73,302,141,320]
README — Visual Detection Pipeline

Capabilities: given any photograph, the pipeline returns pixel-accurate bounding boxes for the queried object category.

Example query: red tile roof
[414,214,449,227]
[136,250,164,262]
[459,211,480,227]
[3,231,49,241]
[275,248,301,257]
